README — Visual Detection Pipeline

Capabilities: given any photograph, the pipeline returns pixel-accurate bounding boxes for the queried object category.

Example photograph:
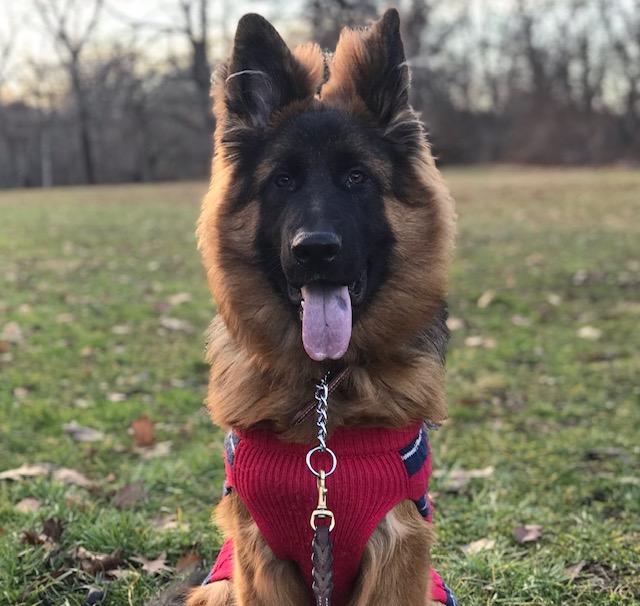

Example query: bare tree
[178,0,213,130]
[33,0,103,184]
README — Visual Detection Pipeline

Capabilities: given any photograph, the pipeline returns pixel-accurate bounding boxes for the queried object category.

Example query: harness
[204,422,458,605]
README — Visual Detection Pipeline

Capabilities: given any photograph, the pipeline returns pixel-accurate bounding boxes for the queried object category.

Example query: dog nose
[292,231,342,266]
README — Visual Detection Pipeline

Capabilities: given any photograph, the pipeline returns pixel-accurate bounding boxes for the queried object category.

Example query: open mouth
[286,270,367,361]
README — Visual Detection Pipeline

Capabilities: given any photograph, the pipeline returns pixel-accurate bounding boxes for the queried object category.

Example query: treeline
[1,0,639,188]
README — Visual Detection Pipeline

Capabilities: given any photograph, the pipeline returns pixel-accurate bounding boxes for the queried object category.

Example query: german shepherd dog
[187,8,455,606]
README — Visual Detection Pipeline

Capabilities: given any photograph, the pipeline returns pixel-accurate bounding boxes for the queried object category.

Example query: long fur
[186,9,455,606]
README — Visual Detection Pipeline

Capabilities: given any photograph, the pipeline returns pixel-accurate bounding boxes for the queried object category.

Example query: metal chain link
[314,373,330,451]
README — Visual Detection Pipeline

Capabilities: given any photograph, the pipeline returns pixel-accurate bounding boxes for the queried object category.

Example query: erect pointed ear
[322,9,410,125]
[222,14,318,128]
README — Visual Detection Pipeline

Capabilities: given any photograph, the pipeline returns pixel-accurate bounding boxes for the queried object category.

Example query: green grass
[1,168,639,605]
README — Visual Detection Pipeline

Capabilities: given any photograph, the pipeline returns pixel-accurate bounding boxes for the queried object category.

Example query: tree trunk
[70,54,96,184]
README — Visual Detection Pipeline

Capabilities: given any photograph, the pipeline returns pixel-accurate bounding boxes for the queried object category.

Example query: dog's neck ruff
[205,423,457,606]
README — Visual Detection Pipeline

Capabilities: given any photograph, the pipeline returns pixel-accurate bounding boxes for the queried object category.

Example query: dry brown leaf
[130,415,155,447]
[565,560,586,583]
[578,326,602,340]
[465,335,497,349]
[1,322,24,343]
[16,497,41,513]
[135,441,172,460]
[42,517,65,541]
[112,482,147,509]
[13,387,29,399]
[511,315,532,327]
[153,513,179,531]
[75,546,125,575]
[446,316,465,331]
[0,463,53,481]
[434,466,494,492]
[107,392,127,402]
[513,524,543,543]
[477,290,496,309]
[167,292,192,306]
[175,551,202,572]
[63,421,105,443]
[111,324,131,335]
[159,317,193,333]
[21,530,54,549]
[52,467,94,488]
[131,552,171,575]
[462,538,495,555]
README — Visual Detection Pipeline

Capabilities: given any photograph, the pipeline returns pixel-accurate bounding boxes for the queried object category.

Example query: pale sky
[0,0,306,96]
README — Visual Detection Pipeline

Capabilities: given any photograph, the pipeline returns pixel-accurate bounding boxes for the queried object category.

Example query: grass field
[1,167,639,606]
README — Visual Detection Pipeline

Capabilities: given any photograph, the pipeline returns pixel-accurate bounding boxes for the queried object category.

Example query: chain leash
[306,373,336,606]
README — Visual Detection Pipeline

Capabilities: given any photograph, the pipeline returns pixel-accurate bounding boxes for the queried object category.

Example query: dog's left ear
[322,9,410,125]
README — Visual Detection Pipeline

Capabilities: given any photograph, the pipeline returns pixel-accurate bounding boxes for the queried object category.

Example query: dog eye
[346,169,367,187]
[274,173,294,189]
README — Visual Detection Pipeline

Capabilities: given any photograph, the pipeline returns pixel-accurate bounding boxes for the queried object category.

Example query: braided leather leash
[306,374,336,606]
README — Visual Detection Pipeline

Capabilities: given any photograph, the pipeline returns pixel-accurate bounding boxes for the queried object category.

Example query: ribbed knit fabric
[206,424,457,606]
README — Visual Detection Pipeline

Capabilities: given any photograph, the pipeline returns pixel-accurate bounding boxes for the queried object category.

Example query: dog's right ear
[221,14,317,128]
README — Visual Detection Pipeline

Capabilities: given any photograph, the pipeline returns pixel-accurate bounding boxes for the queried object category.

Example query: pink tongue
[301,284,352,361]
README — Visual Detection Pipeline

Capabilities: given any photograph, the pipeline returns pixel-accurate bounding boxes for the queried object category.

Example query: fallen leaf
[13,386,29,399]
[546,293,562,306]
[42,517,64,541]
[176,551,202,572]
[511,314,532,327]
[130,415,155,446]
[107,392,127,402]
[108,568,136,580]
[513,524,543,543]
[477,290,495,309]
[565,560,586,583]
[0,463,53,481]
[22,530,50,546]
[465,335,497,349]
[167,292,192,306]
[578,326,602,340]
[16,498,41,513]
[0,340,10,353]
[75,546,125,574]
[1,322,23,343]
[572,269,589,285]
[462,538,495,555]
[52,467,94,488]
[113,482,147,509]
[446,316,465,331]
[63,421,105,443]
[131,552,171,575]
[80,346,95,358]
[434,466,494,492]
[111,325,131,335]
[159,317,193,333]
[152,512,188,532]
[135,441,172,459]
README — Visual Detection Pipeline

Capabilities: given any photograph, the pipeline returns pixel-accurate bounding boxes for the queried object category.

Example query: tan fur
[188,499,433,606]
[192,11,454,606]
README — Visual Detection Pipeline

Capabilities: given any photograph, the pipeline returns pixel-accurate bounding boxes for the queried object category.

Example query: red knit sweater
[205,423,457,606]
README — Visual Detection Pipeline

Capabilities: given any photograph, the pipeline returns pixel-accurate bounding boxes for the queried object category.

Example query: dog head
[199,9,455,372]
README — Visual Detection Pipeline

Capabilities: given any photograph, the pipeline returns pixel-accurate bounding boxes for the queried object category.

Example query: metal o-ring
[306,446,337,477]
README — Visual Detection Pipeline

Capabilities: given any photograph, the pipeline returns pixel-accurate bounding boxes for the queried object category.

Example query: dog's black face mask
[217,10,431,362]
[255,108,395,361]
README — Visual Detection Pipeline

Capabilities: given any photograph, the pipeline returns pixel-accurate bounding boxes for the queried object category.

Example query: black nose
[292,231,342,266]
